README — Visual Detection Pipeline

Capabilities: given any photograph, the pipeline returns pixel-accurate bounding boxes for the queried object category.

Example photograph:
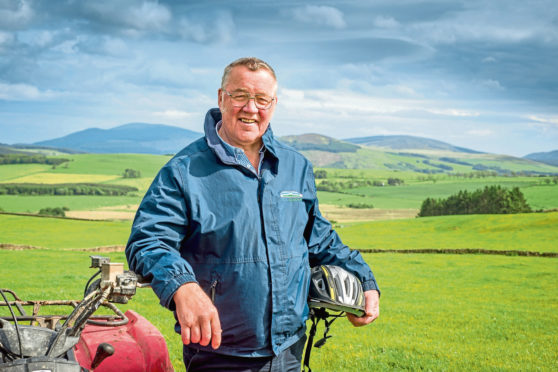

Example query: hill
[0,144,31,155]
[344,135,483,153]
[34,123,202,155]
[282,134,558,174]
[281,133,360,153]
[524,150,558,167]
[12,123,558,175]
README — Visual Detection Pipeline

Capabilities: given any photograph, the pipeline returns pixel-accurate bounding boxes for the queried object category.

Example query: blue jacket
[126,108,379,357]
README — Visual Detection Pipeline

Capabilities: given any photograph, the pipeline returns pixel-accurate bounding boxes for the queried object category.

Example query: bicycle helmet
[308,265,365,317]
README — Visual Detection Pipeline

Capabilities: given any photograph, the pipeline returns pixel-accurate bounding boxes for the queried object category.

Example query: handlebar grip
[91,342,115,369]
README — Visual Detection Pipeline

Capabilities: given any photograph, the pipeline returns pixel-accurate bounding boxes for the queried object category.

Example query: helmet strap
[303,308,344,372]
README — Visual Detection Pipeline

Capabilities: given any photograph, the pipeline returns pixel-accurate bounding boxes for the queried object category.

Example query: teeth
[240,119,255,123]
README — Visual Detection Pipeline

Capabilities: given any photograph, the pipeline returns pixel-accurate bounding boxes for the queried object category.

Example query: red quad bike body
[0,257,174,372]
[74,310,173,372]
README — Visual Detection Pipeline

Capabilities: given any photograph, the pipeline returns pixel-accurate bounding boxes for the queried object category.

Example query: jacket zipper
[210,279,218,303]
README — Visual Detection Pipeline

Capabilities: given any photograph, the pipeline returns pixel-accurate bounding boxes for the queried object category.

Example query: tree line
[0,183,138,196]
[0,154,69,166]
[418,185,532,217]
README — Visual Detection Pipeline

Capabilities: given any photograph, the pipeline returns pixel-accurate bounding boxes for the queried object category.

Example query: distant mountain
[34,123,203,154]
[281,133,360,153]
[281,133,558,174]
[524,150,558,167]
[344,135,483,154]
[0,144,31,155]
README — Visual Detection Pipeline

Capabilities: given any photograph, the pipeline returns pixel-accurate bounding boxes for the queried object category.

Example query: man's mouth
[240,118,256,124]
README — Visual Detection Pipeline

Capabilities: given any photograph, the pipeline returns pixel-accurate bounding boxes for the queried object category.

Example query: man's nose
[242,98,259,113]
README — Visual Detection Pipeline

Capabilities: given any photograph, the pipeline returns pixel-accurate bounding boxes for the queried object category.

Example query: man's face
[218,66,277,150]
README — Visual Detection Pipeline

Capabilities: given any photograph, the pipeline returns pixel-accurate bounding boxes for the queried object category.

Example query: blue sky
[1,0,557,157]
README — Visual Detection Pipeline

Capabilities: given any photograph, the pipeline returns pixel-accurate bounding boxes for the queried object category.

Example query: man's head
[218,57,278,151]
[220,57,277,89]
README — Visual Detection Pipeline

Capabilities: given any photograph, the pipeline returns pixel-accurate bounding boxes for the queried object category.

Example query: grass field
[1,157,557,370]
[0,214,131,248]
[2,212,557,253]
[318,175,558,211]
[337,212,558,253]
[53,153,171,176]
[1,157,556,216]
[1,250,556,371]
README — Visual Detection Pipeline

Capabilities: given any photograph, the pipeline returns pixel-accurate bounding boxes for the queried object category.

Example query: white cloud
[178,11,235,44]
[479,79,504,90]
[0,30,15,45]
[482,56,496,63]
[526,115,558,126]
[427,108,480,117]
[128,1,171,30]
[291,5,346,29]
[153,109,194,119]
[373,16,399,29]
[467,129,493,136]
[83,0,171,32]
[30,30,54,47]
[279,88,305,101]
[0,0,33,30]
[388,84,419,97]
[76,36,129,57]
[403,1,558,45]
[0,82,57,101]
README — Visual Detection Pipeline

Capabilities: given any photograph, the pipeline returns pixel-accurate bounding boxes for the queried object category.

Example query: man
[126,57,380,371]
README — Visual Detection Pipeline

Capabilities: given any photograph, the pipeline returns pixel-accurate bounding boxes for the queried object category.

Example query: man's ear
[217,89,224,111]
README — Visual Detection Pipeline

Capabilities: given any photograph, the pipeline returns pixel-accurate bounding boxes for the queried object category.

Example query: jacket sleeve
[125,161,197,310]
[303,166,380,293]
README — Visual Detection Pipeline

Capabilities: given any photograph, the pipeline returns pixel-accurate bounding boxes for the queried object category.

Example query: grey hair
[221,57,277,89]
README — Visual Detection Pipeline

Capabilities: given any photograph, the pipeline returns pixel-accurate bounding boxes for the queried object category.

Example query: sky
[1,0,557,157]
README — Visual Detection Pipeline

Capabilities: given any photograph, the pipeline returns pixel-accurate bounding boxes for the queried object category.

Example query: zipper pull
[210,280,218,303]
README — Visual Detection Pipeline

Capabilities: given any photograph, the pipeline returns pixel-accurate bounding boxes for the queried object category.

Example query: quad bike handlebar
[0,256,146,372]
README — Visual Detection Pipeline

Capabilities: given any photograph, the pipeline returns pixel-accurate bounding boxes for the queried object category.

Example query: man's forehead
[225,67,277,92]
[228,65,276,80]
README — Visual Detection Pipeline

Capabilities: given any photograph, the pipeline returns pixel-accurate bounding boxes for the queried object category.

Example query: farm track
[0,243,126,251]
[360,248,558,257]
[1,243,555,257]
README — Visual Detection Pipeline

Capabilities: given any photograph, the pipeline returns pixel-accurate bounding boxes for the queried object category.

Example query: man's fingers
[347,313,371,327]
[190,325,201,344]
[181,326,191,345]
[199,318,212,347]
[211,313,222,350]
[173,283,222,349]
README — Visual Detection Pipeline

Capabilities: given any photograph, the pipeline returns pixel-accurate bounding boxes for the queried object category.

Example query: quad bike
[0,256,173,372]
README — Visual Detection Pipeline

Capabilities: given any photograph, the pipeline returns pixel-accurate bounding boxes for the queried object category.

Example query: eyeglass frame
[223,90,276,110]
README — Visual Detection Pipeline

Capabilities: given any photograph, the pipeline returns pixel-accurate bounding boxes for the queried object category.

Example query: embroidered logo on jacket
[280,191,303,201]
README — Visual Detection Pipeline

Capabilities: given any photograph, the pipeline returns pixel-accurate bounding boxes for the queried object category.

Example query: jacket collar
[204,108,278,164]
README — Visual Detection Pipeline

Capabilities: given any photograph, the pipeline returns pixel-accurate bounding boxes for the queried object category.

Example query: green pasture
[0,164,52,182]
[2,212,557,254]
[0,154,169,182]
[318,176,558,211]
[1,250,556,371]
[1,157,556,216]
[0,214,131,249]
[54,153,170,176]
[338,212,558,253]
[0,195,142,214]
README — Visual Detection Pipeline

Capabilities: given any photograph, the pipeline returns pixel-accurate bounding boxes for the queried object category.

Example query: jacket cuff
[159,272,198,310]
[362,280,381,296]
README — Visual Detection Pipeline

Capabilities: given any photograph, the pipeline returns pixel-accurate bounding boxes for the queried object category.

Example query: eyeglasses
[224,90,276,110]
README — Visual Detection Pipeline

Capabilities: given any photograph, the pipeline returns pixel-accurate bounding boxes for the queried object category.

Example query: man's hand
[173,282,222,349]
[346,289,380,327]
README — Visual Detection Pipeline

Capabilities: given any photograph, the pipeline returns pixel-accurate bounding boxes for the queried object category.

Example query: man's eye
[232,94,250,100]
[255,96,271,104]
